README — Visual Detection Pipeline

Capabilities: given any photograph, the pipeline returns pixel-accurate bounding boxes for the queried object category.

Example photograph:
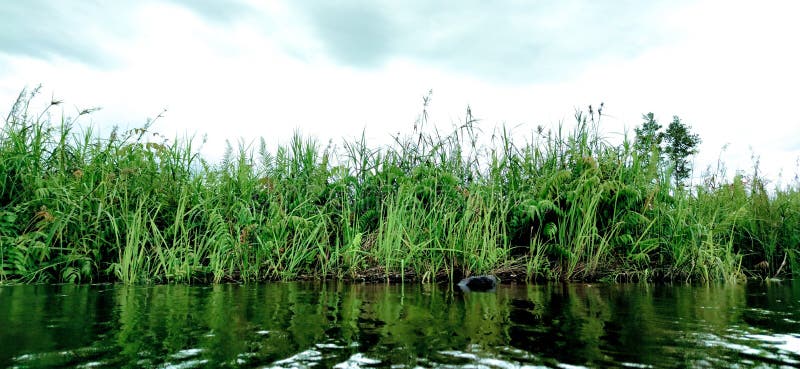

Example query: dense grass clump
[1,88,798,284]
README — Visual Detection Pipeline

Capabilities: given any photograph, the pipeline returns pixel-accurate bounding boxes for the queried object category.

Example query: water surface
[2,281,799,368]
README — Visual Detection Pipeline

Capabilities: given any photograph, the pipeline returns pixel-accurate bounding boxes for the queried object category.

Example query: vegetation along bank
[1,88,798,284]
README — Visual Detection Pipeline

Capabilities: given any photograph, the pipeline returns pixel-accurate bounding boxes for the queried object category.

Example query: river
[2,281,799,368]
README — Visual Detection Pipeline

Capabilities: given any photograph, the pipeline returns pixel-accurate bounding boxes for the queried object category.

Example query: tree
[634,113,662,151]
[633,112,663,173]
[662,115,701,188]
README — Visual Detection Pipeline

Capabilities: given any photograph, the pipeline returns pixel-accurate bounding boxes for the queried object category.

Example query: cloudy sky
[1,0,799,184]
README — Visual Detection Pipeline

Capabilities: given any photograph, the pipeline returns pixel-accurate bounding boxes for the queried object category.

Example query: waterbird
[457,275,499,292]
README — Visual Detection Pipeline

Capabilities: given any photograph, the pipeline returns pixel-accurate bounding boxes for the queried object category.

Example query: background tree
[633,112,663,173]
[663,115,701,188]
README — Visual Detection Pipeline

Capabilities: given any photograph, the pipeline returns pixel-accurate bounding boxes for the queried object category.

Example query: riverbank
[2,89,798,284]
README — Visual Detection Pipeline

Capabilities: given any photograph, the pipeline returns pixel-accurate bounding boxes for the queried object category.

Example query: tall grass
[1,88,798,284]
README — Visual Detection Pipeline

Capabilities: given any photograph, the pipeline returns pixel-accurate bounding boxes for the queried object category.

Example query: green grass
[1,87,799,284]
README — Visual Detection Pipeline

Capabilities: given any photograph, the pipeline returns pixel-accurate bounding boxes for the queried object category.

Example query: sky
[1,0,799,185]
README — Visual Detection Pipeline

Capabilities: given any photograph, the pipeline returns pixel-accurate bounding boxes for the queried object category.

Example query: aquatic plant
[1,88,797,284]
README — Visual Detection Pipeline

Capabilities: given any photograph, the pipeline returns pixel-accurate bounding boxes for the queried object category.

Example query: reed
[1,88,798,284]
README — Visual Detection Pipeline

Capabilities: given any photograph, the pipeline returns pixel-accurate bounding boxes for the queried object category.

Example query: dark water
[2,281,800,368]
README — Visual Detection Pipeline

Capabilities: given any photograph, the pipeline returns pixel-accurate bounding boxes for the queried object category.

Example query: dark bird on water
[457,275,499,292]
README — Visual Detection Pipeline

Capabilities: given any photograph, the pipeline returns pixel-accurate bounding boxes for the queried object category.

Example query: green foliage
[633,113,663,164]
[663,116,701,188]
[0,90,797,284]
[633,113,701,189]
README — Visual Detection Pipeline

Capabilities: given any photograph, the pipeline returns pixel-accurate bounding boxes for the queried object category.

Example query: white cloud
[1,0,798,183]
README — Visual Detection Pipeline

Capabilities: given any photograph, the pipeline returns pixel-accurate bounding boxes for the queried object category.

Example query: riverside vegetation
[1,88,799,284]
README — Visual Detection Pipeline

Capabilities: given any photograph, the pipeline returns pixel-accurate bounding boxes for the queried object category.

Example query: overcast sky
[1,0,799,185]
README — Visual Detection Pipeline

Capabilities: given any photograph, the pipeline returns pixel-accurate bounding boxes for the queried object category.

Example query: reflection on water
[1,281,799,368]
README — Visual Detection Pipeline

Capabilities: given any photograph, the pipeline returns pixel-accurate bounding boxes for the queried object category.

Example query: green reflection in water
[2,281,800,368]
